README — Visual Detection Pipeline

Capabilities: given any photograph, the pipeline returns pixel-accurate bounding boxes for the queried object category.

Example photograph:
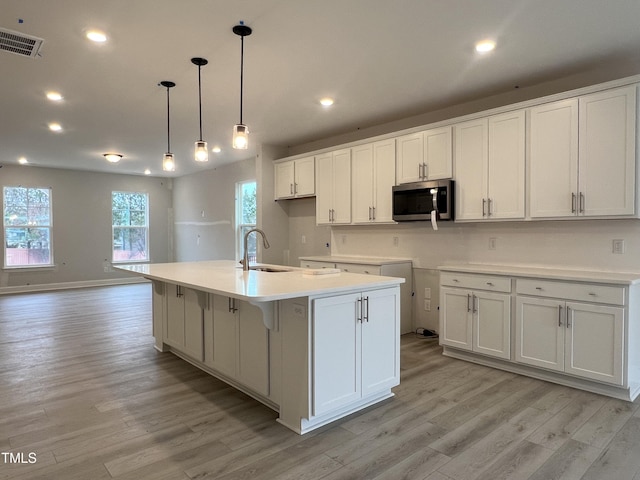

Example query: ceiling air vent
[0,27,44,58]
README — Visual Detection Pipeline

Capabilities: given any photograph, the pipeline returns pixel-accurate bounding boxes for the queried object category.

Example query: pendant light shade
[232,22,252,150]
[191,57,209,162]
[160,81,176,172]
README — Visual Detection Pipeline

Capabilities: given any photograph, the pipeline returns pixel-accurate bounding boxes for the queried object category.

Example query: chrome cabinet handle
[579,192,585,213]
[290,183,294,194]
[488,198,492,216]
[558,305,563,327]
[482,198,486,216]
[473,295,478,313]
[294,183,298,194]
[363,296,369,322]
[566,306,571,328]
[368,206,372,221]
[423,162,427,179]
[357,297,362,323]
[571,193,576,213]
[467,294,471,312]
[418,163,423,179]
[372,206,376,220]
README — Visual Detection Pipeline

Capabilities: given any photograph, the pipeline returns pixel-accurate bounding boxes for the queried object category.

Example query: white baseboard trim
[0,277,149,295]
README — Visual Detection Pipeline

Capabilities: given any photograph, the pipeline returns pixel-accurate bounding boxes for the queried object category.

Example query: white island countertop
[116,260,404,302]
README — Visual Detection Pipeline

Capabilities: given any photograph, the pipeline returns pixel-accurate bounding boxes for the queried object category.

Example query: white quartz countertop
[115,260,404,301]
[300,255,413,266]
[438,263,640,285]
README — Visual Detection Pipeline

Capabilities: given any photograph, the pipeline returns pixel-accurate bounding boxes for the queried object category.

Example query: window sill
[2,264,58,272]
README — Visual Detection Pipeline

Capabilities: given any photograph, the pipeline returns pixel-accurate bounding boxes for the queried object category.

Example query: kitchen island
[116,260,403,434]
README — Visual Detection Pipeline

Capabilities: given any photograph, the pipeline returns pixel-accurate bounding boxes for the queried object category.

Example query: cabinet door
[332,149,352,224]
[372,139,396,223]
[487,111,525,219]
[315,152,333,224]
[440,287,473,351]
[424,126,453,180]
[351,143,375,224]
[312,292,361,416]
[211,294,238,378]
[529,99,579,218]
[294,157,315,197]
[165,283,185,348]
[473,291,511,359]
[565,302,624,385]
[183,288,204,361]
[395,132,423,184]
[579,85,636,217]
[454,119,488,220]
[361,288,400,396]
[515,296,564,372]
[237,301,270,396]
[274,161,295,199]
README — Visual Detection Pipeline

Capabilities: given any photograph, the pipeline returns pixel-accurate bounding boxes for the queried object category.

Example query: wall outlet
[200,210,205,218]
[613,239,625,254]
[424,299,431,311]
[301,235,306,244]
[424,287,431,299]
[488,237,497,250]
[393,236,399,247]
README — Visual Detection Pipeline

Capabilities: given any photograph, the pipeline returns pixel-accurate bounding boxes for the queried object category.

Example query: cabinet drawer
[335,263,382,275]
[440,272,511,293]
[300,260,336,269]
[516,279,625,306]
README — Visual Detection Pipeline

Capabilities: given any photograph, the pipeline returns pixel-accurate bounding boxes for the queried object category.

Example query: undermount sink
[249,266,293,273]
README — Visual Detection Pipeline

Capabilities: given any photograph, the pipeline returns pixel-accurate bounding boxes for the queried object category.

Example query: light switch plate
[613,239,625,254]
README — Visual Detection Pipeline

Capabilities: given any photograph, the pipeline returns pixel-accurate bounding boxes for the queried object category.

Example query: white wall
[0,165,172,289]
[172,158,255,262]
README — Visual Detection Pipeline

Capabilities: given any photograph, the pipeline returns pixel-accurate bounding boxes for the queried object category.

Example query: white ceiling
[2,0,640,177]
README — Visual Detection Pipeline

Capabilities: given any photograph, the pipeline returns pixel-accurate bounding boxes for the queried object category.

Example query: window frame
[235,180,257,262]
[111,191,150,264]
[3,186,54,269]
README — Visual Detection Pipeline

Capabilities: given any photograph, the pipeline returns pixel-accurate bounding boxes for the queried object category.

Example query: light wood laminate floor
[1,284,640,480]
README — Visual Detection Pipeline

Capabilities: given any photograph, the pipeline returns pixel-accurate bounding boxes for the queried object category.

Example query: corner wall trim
[0,277,149,295]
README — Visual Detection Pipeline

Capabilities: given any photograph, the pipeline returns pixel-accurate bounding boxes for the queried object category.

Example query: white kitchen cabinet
[316,149,351,224]
[163,283,204,361]
[352,139,395,224]
[312,287,399,416]
[515,281,624,385]
[454,110,525,221]
[206,294,269,396]
[440,273,511,360]
[529,85,636,218]
[274,156,315,200]
[395,126,452,184]
[300,256,413,334]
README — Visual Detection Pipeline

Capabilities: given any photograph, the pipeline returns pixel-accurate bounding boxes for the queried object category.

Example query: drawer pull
[486,282,494,286]
[452,279,459,283]
[535,287,543,291]
[588,292,597,297]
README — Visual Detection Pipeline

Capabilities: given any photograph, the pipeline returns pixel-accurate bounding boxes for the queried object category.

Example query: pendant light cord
[166,86,171,152]
[198,64,203,141]
[239,35,244,125]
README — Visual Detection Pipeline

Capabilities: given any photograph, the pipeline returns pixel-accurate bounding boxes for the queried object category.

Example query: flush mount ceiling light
[191,57,209,162]
[48,122,62,132]
[160,80,176,172]
[212,146,221,153]
[18,157,28,165]
[103,153,122,163]
[475,39,496,53]
[86,30,107,43]
[144,169,151,175]
[232,21,252,150]
[320,97,334,107]
[46,91,63,101]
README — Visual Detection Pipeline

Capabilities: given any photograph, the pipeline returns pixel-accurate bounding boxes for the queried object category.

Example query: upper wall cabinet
[454,110,526,221]
[530,85,637,218]
[316,149,352,225]
[352,139,396,224]
[274,156,315,200]
[396,126,452,184]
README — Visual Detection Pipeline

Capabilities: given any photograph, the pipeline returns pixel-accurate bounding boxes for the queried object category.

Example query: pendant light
[232,22,252,150]
[191,57,209,162]
[160,81,176,172]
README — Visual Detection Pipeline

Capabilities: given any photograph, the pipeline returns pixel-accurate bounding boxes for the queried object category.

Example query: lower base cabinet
[164,283,204,361]
[312,287,400,416]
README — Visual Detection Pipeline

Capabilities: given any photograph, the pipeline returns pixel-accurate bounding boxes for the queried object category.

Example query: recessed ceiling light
[46,91,63,101]
[48,122,62,132]
[18,157,28,165]
[212,146,221,153]
[103,153,123,163]
[475,40,496,54]
[320,97,334,107]
[144,169,151,175]
[86,30,107,43]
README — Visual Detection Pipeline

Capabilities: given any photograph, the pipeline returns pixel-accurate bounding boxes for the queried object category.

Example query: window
[3,186,53,267]
[236,181,257,261]
[112,191,149,262]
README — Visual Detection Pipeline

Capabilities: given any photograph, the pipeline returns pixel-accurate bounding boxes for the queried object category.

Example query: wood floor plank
[527,439,602,480]
[572,396,639,448]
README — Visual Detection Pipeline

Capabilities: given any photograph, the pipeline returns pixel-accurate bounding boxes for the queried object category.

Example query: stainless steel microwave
[392,179,454,222]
